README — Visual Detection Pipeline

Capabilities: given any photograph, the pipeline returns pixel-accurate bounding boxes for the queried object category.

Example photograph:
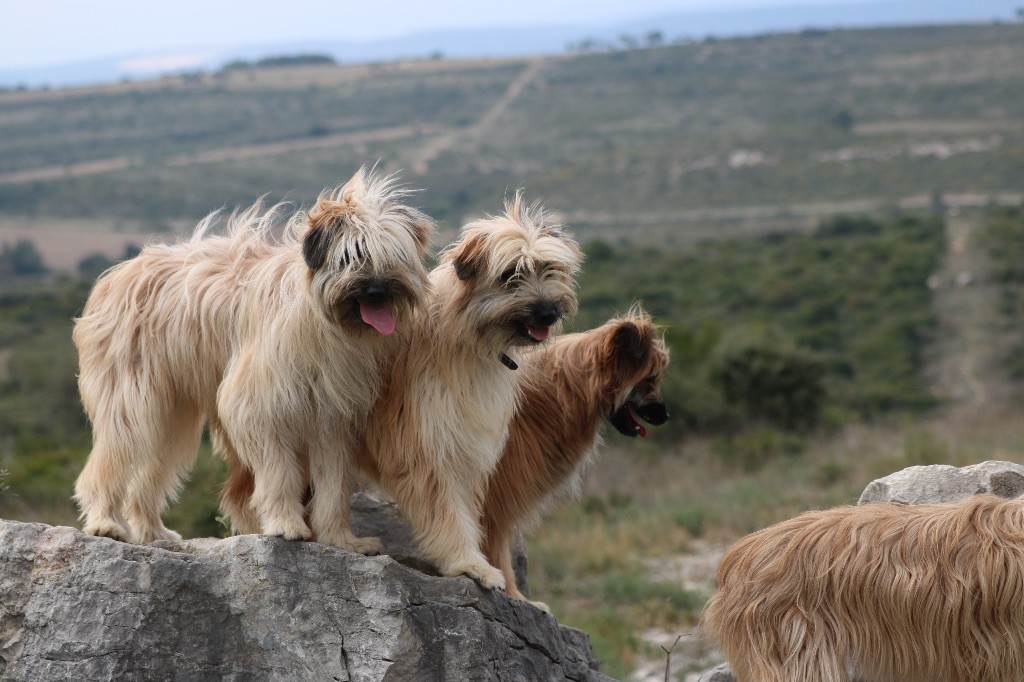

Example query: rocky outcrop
[695,460,1024,682]
[857,460,1024,505]
[0,493,609,681]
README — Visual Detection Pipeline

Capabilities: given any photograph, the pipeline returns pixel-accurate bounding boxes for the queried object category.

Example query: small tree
[713,342,826,430]
[0,239,48,277]
[830,108,854,133]
[78,253,115,280]
[619,34,640,51]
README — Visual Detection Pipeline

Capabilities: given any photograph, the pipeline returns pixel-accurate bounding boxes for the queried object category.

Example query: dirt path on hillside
[410,58,545,174]
[0,125,433,185]
[925,211,1012,414]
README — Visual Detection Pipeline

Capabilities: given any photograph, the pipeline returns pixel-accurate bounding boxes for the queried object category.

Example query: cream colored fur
[357,196,582,588]
[73,168,432,548]
[703,494,1024,682]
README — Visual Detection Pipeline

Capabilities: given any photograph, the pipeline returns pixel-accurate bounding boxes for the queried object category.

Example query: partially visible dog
[703,494,1024,682]
[357,195,583,588]
[481,307,670,607]
[74,169,432,549]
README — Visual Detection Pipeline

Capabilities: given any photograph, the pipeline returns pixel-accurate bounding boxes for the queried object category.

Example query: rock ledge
[0,506,610,681]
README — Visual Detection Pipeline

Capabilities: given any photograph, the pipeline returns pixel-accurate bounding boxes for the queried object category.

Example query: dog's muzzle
[609,399,669,438]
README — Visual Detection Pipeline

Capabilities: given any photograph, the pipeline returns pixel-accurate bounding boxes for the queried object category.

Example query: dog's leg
[211,416,261,535]
[218,360,311,541]
[486,526,551,610]
[220,461,260,535]
[245,451,311,541]
[121,401,203,544]
[392,463,505,589]
[307,430,382,555]
[75,436,131,541]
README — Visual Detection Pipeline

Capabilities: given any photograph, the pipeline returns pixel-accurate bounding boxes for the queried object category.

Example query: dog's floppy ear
[451,232,487,281]
[302,199,351,270]
[612,320,649,364]
[395,206,434,253]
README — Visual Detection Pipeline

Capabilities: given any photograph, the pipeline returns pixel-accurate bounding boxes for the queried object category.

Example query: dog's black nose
[532,301,561,327]
[364,282,388,302]
[637,402,669,425]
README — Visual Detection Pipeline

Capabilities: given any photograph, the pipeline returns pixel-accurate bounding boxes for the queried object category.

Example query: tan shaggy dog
[353,196,583,588]
[481,307,670,607]
[703,494,1024,682]
[73,169,432,549]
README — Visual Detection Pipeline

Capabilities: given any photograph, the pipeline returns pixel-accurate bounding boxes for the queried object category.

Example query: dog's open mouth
[626,404,648,438]
[358,300,396,336]
[610,400,667,438]
[524,324,550,342]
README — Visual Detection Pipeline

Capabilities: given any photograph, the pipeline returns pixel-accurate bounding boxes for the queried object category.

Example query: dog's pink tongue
[628,404,648,438]
[359,301,396,336]
[526,325,550,341]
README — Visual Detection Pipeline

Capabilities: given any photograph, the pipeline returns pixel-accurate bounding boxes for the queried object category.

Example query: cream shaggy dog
[481,307,670,607]
[354,196,582,588]
[702,493,1024,682]
[73,169,432,549]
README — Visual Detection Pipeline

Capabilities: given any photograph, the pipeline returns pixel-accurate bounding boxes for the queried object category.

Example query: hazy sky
[1,0,865,69]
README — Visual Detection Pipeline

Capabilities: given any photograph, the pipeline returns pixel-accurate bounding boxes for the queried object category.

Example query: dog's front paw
[319,530,384,555]
[83,518,129,542]
[349,535,383,555]
[131,524,183,544]
[262,517,312,541]
[530,600,551,613]
[445,558,506,590]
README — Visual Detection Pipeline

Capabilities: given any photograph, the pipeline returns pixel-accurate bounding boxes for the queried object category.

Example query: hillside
[0,23,1021,248]
[2,22,1024,680]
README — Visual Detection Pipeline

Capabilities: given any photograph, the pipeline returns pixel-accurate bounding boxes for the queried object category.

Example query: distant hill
[0,22,1021,246]
[0,0,1020,88]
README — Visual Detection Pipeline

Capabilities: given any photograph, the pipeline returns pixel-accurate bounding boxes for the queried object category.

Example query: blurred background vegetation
[1,20,1023,679]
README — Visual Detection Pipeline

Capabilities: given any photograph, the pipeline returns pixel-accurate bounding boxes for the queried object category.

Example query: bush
[0,240,48,278]
[77,253,114,280]
[712,341,826,430]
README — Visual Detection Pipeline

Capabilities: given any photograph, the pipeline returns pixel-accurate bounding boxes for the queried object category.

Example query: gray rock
[0,516,610,681]
[350,491,530,597]
[858,460,1024,505]
[696,662,736,681]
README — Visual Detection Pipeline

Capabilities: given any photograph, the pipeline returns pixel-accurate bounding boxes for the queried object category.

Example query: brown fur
[481,308,670,606]
[221,195,583,588]
[354,196,583,589]
[702,494,1024,682]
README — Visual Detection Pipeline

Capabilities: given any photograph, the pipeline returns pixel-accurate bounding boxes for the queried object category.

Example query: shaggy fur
[481,308,670,607]
[74,168,432,549]
[702,494,1024,682]
[355,196,582,588]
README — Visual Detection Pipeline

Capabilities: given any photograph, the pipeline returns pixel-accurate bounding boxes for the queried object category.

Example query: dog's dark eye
[499,267,518,285]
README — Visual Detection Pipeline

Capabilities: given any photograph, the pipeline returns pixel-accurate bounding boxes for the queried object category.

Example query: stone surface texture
[857,460,1024,505]
[0,493,609,681]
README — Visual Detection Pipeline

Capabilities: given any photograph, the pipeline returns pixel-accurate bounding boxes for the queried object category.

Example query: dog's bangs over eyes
[328,228,424,277]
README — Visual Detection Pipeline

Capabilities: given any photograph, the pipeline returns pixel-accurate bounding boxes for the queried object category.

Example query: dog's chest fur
[413,343,519,475]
